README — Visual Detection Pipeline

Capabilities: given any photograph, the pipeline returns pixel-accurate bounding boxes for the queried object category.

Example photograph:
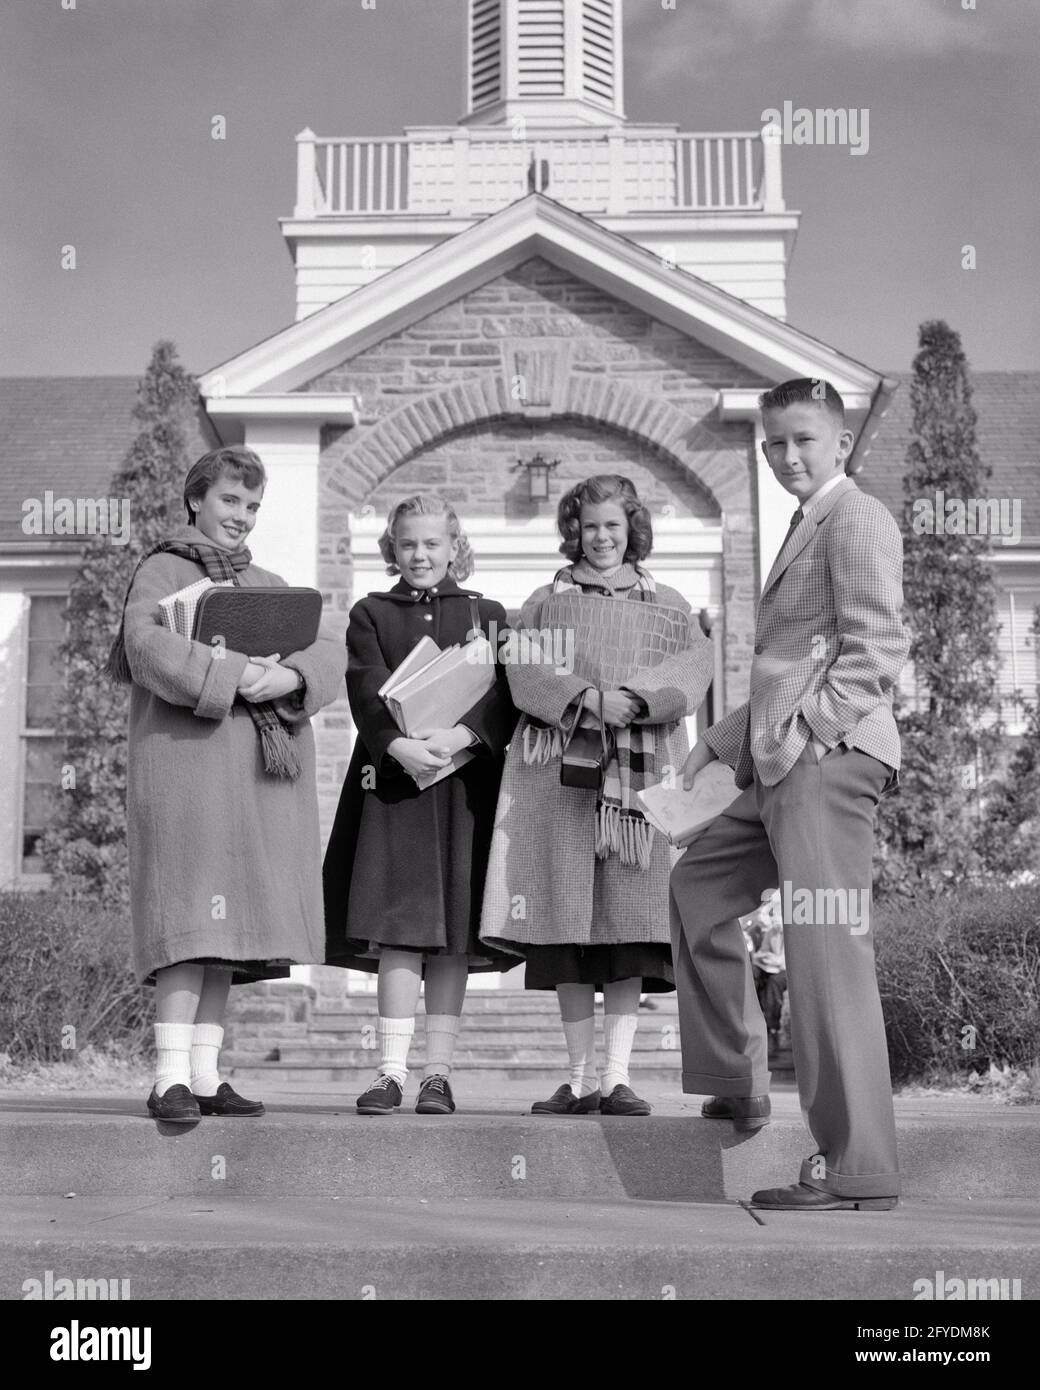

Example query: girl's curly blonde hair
[377,494,475,581]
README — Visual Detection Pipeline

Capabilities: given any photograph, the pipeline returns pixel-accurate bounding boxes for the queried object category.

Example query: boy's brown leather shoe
[700,1095,771,1130]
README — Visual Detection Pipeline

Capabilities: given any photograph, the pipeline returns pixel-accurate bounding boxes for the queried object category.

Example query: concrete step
[3,1093,1033,1203]
[284,1036,689,1060]
[3,1194,1037,1301]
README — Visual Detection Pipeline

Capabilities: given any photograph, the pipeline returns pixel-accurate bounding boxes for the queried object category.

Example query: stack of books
[637,760,740,846]
[380,634,496,789]
[156,578,233,637]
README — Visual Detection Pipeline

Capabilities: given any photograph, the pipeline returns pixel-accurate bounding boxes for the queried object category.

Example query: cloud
[625,0,1011,82]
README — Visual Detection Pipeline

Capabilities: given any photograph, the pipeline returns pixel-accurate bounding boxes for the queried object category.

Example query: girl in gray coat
[109,447,346,1123]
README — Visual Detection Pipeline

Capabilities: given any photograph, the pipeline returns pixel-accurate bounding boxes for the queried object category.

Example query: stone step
[310,995,681,1020]
[307,1015,681,1038]
[4,1194,1037,1302]
[276,1044,687,1066]
[226,1062,699,1084]
[294,1029,690,1050]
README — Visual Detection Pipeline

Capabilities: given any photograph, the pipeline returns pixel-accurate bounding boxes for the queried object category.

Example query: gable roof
[199,192,889,407]
[0,377,213,547]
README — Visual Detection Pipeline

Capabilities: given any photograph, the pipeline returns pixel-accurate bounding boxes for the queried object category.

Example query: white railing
[294,127,784,218]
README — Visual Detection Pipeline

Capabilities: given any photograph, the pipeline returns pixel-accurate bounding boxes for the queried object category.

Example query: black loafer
[531,1084,601,1115]
[700,1094,771,1131]
[416,1075,455,1114]
[357,1074,403,1114]
[146,1084,201,1123]
[750,1181,898,1211]
[194,1082,265,1117]
[600,1084,651,1116]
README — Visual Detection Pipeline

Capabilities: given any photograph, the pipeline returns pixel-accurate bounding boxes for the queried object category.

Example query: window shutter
[517,0,565,96]
[471,0,502,112]
[582,0,615,109]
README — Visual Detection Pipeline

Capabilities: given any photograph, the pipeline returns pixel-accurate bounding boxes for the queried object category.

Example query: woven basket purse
[537,590,691,686]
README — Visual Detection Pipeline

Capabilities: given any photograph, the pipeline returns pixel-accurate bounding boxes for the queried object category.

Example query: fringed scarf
[106,526,302,780]
[522,560,657,870]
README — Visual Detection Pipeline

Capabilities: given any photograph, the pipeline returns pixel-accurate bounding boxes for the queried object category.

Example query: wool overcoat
[323,576,519,971]
[123,531,348,984]
[479,575,715,955]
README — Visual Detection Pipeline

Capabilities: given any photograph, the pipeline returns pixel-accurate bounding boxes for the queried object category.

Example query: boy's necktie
[775,506,804,559]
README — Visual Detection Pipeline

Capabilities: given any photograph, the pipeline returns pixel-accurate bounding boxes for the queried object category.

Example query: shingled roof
[1,372,1037,549]
[854,371,1040,541]
[0,377,213,547]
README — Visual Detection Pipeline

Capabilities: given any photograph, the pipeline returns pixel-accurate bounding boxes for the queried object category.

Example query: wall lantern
[512,453,560,502]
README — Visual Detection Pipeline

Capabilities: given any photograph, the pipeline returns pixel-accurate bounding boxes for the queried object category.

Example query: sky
[2,0,1037,379]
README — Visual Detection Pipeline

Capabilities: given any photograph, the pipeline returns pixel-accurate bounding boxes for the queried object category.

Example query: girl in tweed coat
[480,475,715,1116]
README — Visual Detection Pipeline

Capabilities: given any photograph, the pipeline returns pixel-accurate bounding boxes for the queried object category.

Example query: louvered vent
[471,0,502,111]
[517,0,565,96]
[582,0,615,108]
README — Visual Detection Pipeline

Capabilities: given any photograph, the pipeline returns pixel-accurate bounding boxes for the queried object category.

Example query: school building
[2,0,1038,922]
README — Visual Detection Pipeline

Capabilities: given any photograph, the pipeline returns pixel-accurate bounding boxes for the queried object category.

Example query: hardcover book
[380,634,496,789]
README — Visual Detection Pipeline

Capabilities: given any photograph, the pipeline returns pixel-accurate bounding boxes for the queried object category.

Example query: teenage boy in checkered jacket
[670,378,911,1212]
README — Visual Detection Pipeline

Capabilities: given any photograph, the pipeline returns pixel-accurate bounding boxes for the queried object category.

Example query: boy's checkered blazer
[705,477,910,789]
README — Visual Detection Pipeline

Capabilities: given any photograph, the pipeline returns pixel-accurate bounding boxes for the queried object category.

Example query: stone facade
[303,257,768,839]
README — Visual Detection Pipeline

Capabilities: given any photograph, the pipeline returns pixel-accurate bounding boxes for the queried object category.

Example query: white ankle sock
[377,1016,415,1085]
[153,1023,194,1097]
[562,1016,598,1098]
[422,1014,461,1081]
[600,1012,638,1095]
[190,1022,224,1097]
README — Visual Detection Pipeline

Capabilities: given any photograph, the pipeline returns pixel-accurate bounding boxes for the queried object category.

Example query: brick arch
[324,374,747,514]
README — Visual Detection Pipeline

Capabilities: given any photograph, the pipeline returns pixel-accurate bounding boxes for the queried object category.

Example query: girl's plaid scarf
[523,560,658,870]
[106,529,302,780]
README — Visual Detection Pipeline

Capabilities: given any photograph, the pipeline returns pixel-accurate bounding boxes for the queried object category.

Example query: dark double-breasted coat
[323,575,519,972]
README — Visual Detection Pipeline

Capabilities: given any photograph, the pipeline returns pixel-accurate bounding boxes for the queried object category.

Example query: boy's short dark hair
[183,446,267,522]
[759,378,846,426]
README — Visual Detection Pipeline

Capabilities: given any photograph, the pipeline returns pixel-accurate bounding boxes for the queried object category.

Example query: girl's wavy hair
[183,446,267,523]
[378,494,475,581]
[557,474,653,565]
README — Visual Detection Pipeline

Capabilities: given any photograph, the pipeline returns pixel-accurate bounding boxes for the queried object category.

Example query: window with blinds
[22,594,67,875]
[582,0,615,108]
[897,588,1040,733]
[998,587,1040,727]
[517,0,565,96]
[470,0,502,112]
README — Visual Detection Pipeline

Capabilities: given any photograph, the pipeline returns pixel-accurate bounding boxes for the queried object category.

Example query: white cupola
[463,0,625,128]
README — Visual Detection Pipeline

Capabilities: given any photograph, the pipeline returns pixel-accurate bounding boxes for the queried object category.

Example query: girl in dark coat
[323,495,518,1116]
